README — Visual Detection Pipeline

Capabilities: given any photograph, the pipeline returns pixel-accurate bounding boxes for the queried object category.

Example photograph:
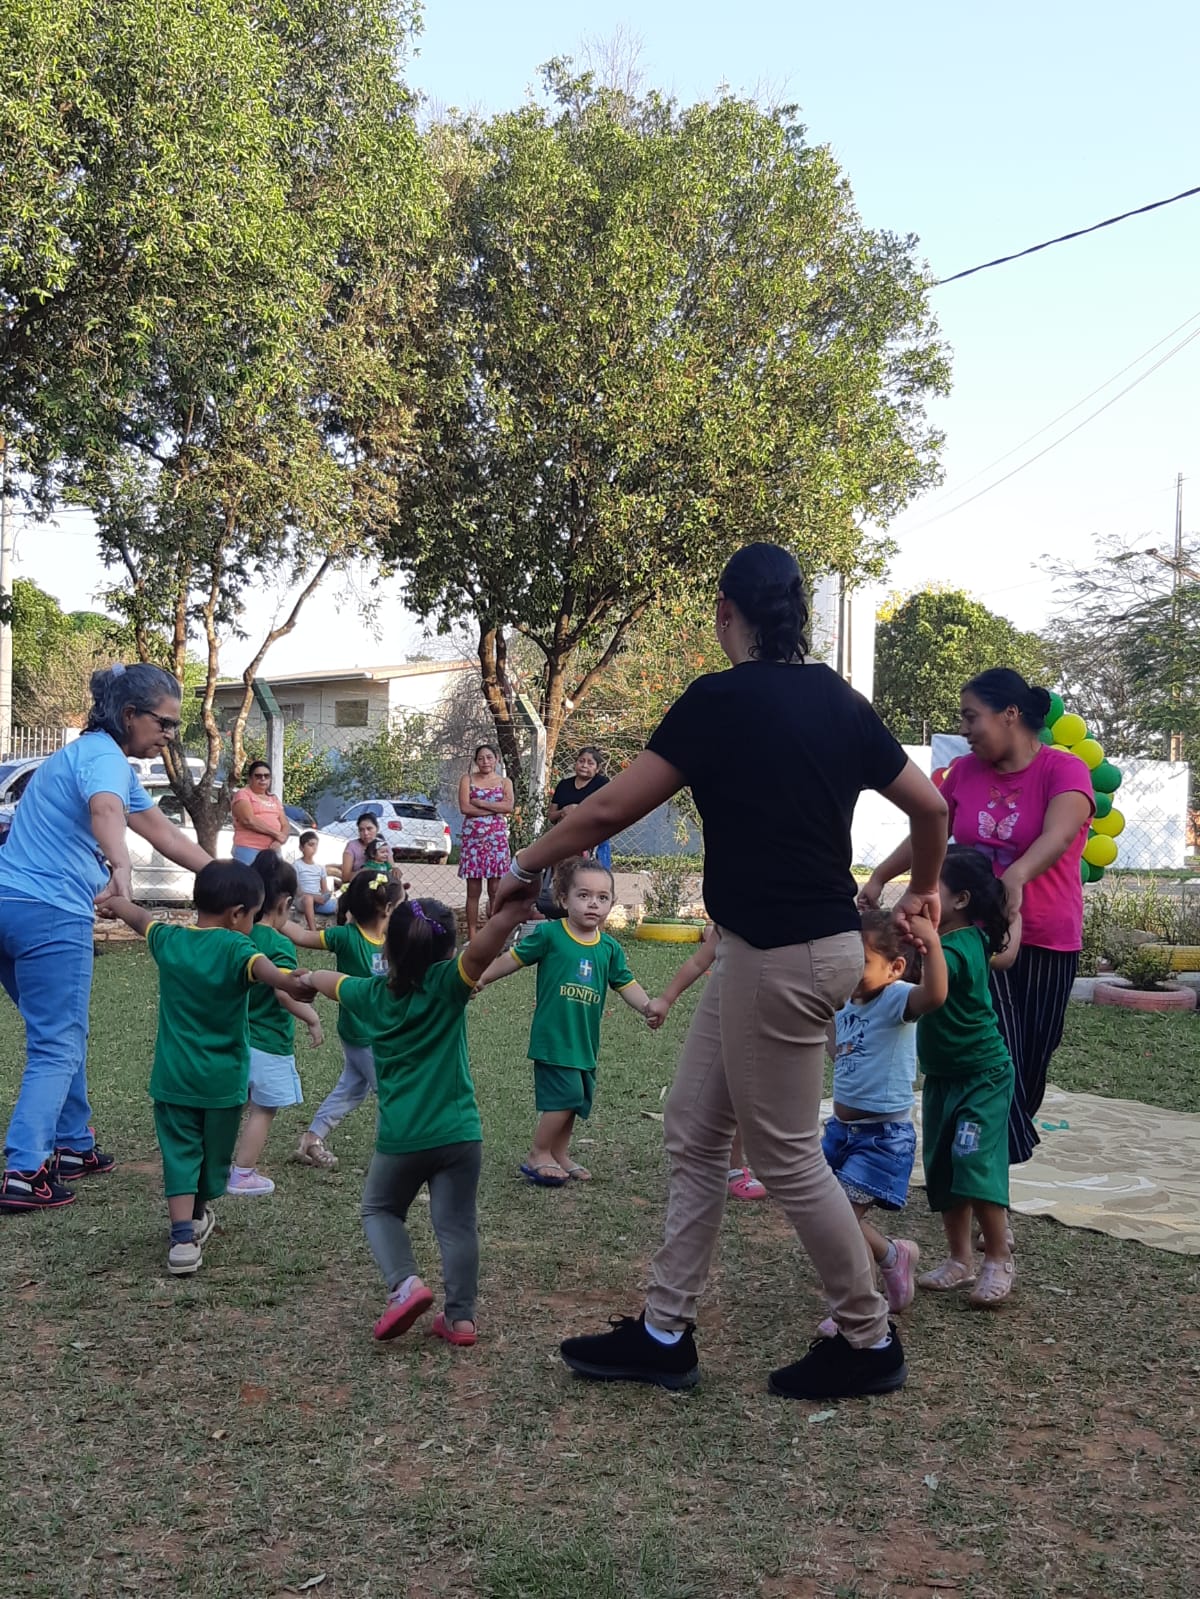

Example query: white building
[211,660,479,754]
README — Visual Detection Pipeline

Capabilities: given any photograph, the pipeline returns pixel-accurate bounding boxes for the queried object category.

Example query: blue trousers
[0,898,96,1171]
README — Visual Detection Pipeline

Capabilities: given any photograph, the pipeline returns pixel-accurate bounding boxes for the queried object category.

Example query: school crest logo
[372,952,388,976]
[578,958,594,982]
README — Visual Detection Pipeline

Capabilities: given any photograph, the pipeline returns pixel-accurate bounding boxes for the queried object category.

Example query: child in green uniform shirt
[301,892,528,1346]
[290,869,406,1170]
[226,851,324,1196]
[916,846,1022,1310]
[103,862,311,1276]
[476,858,651,1187]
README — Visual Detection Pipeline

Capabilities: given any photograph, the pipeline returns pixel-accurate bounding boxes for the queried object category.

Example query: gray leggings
[308,1043,376,1139]
[361,1141,483,1324]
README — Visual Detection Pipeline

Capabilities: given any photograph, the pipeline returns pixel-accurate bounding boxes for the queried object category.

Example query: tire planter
[636,919,704,943]
[1142,944,1200,973]
[1093,979,1197,1013]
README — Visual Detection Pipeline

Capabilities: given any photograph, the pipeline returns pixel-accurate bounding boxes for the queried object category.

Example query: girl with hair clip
[300,893,529,1345]
[290,869,406,1170]
[916,846,1022,1309]
[476,856,651,1187]
[225,851,324,1195]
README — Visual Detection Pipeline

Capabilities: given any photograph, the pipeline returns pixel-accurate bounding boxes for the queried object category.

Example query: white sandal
[969,1258,1015,1309]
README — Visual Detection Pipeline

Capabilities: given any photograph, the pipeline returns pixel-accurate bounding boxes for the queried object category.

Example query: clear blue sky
[17,0,1199,664]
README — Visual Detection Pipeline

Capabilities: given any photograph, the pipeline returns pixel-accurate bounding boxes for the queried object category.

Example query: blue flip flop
[520,1161,568,1188]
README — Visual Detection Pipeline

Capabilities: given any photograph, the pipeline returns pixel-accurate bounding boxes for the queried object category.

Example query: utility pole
[0,440,12,760]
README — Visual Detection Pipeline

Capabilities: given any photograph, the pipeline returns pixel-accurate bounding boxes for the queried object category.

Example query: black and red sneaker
[0,1164,77,1212]
[52,1144,117,1181]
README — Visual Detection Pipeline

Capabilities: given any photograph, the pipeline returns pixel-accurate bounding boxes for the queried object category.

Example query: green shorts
[533,1061,596,1118]
[921,1063,1014,1213]
[153,1101,244,1201]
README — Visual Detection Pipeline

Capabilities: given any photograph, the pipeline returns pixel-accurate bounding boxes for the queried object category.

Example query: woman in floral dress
[458,744,514,937]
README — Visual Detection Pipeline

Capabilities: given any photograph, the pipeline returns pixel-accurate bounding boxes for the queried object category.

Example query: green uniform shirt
[916,926,1012,1079]
[511,920,635,1071]
[320,923,389,1045]
[146,922,262,1108]
[247,922,297,1056]
[336,955,479,1153]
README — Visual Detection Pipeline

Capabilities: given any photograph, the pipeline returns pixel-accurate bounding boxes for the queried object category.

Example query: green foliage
[8,578,140,726]
[642,859,700,919]
[874,587,1047,743]
[390,67,949,770]
[336,712,440,801]
[1115,943,1174,992]
[242,722,338,816]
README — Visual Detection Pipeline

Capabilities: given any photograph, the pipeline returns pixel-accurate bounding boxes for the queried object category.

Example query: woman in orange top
[231,761,289,864]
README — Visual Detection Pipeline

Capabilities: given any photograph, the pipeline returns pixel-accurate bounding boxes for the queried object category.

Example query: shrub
[643,859,696,920]
[1116,944,1174,992]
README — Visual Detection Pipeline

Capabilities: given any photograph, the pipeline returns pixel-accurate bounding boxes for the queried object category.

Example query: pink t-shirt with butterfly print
[940,746,1094,952]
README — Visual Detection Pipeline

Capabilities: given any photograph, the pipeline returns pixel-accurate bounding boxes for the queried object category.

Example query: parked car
[325,797,452,864]
[0,756,48,844]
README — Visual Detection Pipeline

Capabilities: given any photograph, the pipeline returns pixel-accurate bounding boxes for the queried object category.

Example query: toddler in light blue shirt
[821,909,948,1324]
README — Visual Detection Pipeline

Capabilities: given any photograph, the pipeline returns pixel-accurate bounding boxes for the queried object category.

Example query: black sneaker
[52,1144,117,1181]
[768,1323,907,1401]
[560,1313,700,1390]
[0,1164,77,1212]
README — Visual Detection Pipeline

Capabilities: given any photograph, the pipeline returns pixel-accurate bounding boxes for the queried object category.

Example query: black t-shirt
[647,660,906,949]
[551,774,609,810]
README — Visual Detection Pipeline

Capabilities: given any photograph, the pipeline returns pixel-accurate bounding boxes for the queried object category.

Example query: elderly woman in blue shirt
[0,663,211,1212]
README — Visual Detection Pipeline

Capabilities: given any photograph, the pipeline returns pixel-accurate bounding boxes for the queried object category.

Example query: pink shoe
[880,1238,919,1312]
[727,1166,767,1201]
[816,1317,839,1338]
[373,1280,434,1341]
[430,1311,477,1347]
[225,1167,275,1196]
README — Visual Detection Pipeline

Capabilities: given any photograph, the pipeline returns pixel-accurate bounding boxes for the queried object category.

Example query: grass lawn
[2,939,1199,1599]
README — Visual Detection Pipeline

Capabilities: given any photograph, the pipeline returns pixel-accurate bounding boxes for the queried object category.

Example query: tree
[1042,535,1200,762]
[9,580,130,726]
[337,714,441,801]
[2,0,439,850]
[874,587,1046,744]
[386,66,950,782]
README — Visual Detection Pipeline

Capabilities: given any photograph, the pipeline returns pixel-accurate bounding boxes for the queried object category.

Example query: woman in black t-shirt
[548,746,612,869]
[492,543,947,1402]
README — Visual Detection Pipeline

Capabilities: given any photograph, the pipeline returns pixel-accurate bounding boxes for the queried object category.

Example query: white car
[128,788,345,904]
[325,796,452,865]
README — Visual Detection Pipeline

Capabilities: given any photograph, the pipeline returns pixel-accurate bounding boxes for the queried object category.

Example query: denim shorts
[248,1047,303,1109]
[821,1116,916,1212]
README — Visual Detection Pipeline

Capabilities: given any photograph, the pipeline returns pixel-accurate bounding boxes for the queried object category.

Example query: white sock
[232,1165,253,1177]
[879,1240,898,1269]
[870,1335,892,1350]
[727,1167,744,1181]
[394,1274,420,1300]
[643,1317,684,1346]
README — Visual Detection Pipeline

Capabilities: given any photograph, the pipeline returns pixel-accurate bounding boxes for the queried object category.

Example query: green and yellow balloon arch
[932,690,1125,882]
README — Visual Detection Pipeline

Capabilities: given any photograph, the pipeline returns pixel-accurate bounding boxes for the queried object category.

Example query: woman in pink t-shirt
[862,669,1093,1165]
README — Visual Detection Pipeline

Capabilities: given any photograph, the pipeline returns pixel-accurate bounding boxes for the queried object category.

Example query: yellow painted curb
[1143,944,1200,973]
[635,922,703,943]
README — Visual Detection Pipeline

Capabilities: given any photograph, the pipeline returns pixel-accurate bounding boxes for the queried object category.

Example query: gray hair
[86,663,182,744]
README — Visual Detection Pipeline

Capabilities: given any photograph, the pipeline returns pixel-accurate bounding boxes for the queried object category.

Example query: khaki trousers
[645,927,891,1348]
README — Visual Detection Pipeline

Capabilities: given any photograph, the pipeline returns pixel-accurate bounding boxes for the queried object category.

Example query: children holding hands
[101,861,312,1275]
[474,858,652,1186]
[298,892,529,1346]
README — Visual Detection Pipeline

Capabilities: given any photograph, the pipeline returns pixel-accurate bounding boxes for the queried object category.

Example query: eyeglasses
[138,708,181,736]
[251,770,272,781]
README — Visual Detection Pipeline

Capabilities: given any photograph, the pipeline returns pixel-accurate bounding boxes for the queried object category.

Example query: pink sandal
[918,1258,977,1292]
[727,1166,767,1201]
[430,1311,477,1347]
[969,1258,1015,1309]
[373,1281,434,1341]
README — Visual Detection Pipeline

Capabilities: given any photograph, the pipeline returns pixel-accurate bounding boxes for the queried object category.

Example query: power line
[912,310,1200,511]
[899,322,1200,534]
[936,183,1200,285]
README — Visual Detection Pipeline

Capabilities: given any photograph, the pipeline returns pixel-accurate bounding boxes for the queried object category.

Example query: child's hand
[306,1017,324,1048]
[290,970,317,999]
[905,912,937,953]
[644,996,670,1030]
